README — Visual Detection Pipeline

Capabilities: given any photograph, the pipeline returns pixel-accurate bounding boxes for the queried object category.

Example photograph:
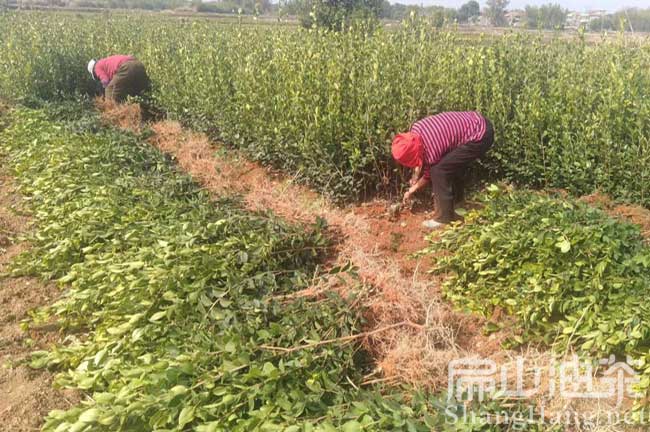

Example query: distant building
[566,10,606,29]
[505,9,526,27]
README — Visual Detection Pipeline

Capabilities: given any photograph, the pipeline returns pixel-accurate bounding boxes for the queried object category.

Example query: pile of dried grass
[611,205,650,240]
[97,107,507,391]
[94,97,142,132]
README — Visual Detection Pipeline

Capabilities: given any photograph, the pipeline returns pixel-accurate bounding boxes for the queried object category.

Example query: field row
[1,12,649,203]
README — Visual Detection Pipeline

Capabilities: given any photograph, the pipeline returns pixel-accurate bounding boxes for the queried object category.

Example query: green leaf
[178,406,196,428]
[149,311,167,322]
[555,238,571,253]
[170,385,189,396]
[342,420,362,432]
[78,408,100,424]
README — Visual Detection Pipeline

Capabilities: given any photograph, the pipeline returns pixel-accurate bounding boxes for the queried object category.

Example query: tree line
[590,8,650,32]
[7,0,650,33]
[8,0,186,10]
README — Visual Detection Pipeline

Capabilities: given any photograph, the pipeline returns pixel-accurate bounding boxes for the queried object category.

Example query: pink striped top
[411,112,487,178]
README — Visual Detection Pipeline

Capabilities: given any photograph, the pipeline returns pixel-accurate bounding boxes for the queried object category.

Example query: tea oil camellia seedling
[1,12,649,204]
[425,186,650,415]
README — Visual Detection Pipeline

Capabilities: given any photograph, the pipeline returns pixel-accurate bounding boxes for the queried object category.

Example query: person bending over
[392,111,494,229]
[87,55,150,103]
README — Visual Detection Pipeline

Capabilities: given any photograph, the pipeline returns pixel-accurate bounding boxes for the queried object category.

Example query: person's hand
[403,190,412,204]
[409,177,418,186]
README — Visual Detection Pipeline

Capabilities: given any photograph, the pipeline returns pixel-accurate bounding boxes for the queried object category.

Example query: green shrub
[424,186,650,412]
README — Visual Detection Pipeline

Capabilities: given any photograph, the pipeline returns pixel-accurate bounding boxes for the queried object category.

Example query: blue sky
[391,0,648,12]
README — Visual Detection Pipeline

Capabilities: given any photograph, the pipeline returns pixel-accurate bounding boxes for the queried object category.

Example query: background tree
[457,0,480,23]
[66,0,188,10]
[525,3,567,29]
[427,5,457,26]
[381,2,419,20]
[485,0,509,27]
[298,0,382,30]
[616,8,650,32]
[588,14,614,31]
[281,0,302,15]
[377,0,392,19]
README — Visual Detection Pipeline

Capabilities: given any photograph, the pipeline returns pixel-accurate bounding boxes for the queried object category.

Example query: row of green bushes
[1,12,649,204]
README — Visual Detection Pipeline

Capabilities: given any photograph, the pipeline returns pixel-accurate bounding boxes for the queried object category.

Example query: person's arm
[403,167,428,203]
[409,166,421,186]
[94,61,111,88]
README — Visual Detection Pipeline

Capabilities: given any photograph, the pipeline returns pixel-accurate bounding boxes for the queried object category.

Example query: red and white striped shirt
[411,112,487,178]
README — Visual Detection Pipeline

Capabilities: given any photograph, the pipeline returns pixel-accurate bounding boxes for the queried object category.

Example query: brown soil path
[0,170,80,431]
[579,192,650,240]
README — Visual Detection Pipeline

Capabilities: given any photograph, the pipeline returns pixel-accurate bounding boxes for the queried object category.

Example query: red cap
[391,132,423,168]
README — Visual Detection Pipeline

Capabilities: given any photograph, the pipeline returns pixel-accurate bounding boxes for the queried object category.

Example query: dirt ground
[580,192,650,240]
[0,171,80,431]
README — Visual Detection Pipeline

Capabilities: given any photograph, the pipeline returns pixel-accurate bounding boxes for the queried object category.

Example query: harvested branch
[260,321,424,354]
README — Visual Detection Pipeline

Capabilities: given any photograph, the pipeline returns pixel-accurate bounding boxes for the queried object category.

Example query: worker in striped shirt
[392,111,494,229]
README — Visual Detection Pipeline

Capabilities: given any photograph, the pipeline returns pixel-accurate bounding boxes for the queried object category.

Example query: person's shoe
[422,219,445,230]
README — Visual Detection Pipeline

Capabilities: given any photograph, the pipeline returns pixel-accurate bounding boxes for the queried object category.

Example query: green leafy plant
[423,185,650,410]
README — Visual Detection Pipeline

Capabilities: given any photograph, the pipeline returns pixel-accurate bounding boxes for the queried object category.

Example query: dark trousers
[430,118,494,223]
[105,60,151,103]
